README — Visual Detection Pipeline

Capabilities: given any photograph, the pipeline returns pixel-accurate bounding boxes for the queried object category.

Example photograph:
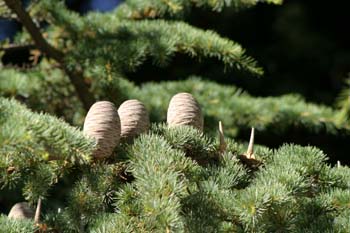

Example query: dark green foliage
[0,98,96,204]
[3,67,347,139]
[30,0,263,76]
[90,125,350,233]
[1,100,350,232]
[132,78,347,137]
[119,134,191,231]
[152,123,216,161]
[44,163,121,232]
[0,61,84,125]
[116,0,283,19]
[0,97,95,163]
[335,78,350,125]
[0,215,38,233]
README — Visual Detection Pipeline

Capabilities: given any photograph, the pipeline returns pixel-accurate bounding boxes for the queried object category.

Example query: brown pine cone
[8,202,34,220]
[118,99,150,141]
[167,92,203,131]
[83,101,121,159]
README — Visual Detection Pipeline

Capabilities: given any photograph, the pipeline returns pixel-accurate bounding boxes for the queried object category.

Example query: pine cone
[167,92,203,131]
[83,101,121,159]
[8,202,34,220]
[118,99,150,141]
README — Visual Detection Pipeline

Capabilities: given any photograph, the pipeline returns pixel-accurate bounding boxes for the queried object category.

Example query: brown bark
[4,0,95,110]
[0,43,36,52]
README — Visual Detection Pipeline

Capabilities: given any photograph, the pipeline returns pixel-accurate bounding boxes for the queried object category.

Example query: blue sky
[0,0,122,41]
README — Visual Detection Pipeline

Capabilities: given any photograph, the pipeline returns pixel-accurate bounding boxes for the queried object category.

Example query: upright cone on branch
[167,92,203,131]
[8,202,35,220]
[83,101,121,159]
[118,99,150,142]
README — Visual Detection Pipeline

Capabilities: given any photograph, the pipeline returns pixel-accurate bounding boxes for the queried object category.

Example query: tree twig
[4,0,95,111]
[0,43,36,52]
[3,0,62,60]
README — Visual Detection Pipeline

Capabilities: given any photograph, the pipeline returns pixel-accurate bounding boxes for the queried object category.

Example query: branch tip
[34,198,42,224]
[246,127,255,159]
[218,121,227,153]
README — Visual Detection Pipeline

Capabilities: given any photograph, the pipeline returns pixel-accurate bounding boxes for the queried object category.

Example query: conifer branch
[335,77,350,125]
[3,0,94,111]
[132,78,347,136]
[64,20,263,76]
[116,0,283,19]
[4,1,350,232]
[0,215,38,232]
[33,2,263,76]
[0,97,95,163]
[62,66,95,111]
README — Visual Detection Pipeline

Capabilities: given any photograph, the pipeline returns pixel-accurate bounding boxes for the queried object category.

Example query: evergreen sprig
[335,77,350,125]
[0,97,95,163]
[88,125,350,232]
[0,63,82,124]
[44,163,121,232]
[0,97,96,202]
[1,122,350,232]
[1,66,348,138]
[151,123,217,162]
[0,0,15,19]
[70,19,263,76]
[0,215,38,233]
[116,0,283,19]
[2,1,350,232]
[132,77,347,136]
[33,1,263,76]
[114,133,198,232]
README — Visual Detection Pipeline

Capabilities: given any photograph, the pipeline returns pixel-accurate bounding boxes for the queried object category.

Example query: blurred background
[1,0,350,161]
[1,0,349,105]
